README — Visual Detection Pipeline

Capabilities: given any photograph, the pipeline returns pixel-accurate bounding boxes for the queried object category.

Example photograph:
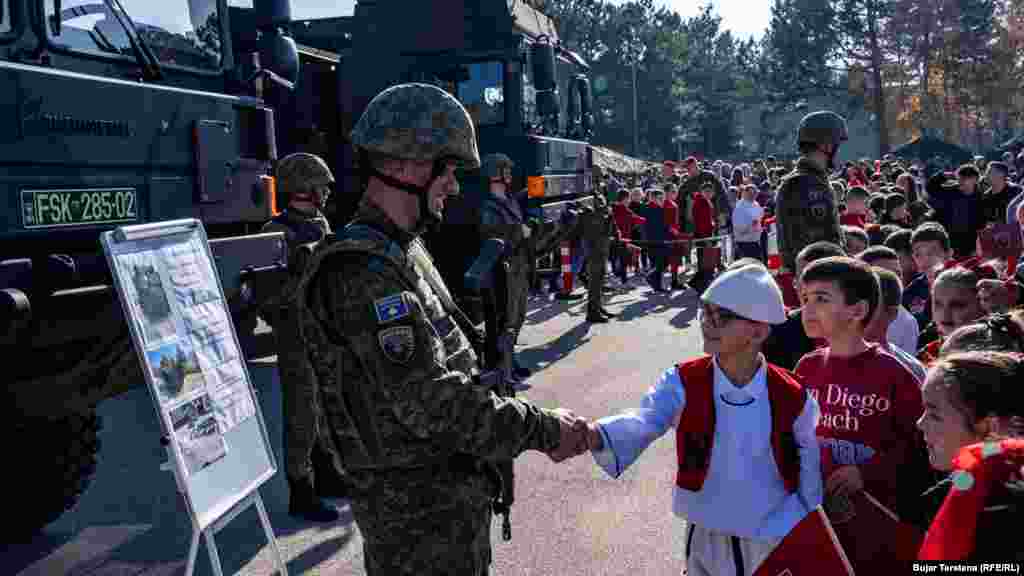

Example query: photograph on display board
[146,340,206,405]
[169,393,227,476]
[117,252,177,345]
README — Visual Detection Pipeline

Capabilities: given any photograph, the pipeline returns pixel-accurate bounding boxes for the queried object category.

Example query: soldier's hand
[546,408,589,463]
[521,224,532,240]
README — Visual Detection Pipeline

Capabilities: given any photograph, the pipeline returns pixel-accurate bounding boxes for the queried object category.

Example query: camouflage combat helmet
[797,111,849,150]
[481,153,514,180]
[276,152,334,204]
[351,82,481,169]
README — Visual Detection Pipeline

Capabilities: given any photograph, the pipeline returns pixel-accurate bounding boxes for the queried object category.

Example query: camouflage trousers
[273,306,321,480]
[348,469,494,575]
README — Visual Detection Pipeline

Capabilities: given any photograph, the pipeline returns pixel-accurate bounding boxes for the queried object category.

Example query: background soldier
[260,152,342,522]
[479,153,533,380]
[583,191,619,323]
[775,111,847,274]
[295,83,588,575]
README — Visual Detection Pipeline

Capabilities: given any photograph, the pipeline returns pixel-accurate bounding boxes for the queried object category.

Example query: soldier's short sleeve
[315,259,562,459]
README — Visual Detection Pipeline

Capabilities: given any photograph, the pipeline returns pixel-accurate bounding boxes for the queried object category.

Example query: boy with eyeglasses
[581,262,822,575]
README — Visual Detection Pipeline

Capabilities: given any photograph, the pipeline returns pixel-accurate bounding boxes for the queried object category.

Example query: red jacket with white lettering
[674,355,807,493]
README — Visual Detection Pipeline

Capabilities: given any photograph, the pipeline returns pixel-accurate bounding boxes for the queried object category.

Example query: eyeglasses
[698,304,743,328]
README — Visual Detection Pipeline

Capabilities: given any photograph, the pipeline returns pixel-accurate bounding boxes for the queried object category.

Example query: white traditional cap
[701,263,787,325]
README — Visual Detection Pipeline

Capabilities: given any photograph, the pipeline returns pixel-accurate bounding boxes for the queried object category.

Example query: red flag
[753,507,854,576]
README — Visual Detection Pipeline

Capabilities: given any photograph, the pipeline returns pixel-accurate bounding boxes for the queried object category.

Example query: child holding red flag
[794,256,926,572]
[916,351,1024,561]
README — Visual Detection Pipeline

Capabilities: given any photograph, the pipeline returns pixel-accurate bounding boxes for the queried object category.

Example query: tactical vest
[674,356,805,493]
[296,222,479,469]
[263,209,331,307]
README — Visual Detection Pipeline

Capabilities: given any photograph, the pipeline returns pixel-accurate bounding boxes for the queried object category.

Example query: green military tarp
[890,135,974,168]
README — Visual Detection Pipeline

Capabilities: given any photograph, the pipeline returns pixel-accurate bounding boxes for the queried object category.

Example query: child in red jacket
[917,351,1024,561]
[794,256,926,572]
[688,183,717,293]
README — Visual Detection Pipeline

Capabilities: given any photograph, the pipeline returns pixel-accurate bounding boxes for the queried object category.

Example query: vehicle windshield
[46,0,221,71]
[455,61,505,127]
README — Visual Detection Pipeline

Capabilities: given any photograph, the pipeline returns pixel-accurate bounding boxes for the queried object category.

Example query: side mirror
[250,28,299,91]
[577,75,593,137]
[530,36,559,128]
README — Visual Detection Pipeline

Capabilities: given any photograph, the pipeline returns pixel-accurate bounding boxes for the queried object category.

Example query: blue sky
[277,1,770,41]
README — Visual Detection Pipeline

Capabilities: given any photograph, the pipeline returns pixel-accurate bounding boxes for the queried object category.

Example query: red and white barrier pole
[560,241,573,293]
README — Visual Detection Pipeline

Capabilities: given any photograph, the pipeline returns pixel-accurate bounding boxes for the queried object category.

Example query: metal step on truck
[1,0,303,540]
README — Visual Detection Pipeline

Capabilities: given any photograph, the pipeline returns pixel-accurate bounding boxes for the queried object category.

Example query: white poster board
[101,219,284,576]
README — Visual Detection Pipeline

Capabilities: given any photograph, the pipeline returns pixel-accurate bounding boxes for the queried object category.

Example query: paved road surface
[7,276,703,575]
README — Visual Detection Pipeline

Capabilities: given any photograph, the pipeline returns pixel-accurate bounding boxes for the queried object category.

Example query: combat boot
[586,308,609,323]
[288,476,340,523]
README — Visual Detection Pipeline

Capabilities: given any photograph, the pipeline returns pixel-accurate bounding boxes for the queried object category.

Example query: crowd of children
[582,154,1024,571]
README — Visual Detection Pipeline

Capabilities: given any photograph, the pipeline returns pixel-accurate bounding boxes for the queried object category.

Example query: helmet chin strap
[362,152,449,235]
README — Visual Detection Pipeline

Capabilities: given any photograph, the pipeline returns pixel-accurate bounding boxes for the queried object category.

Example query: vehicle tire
[6,411,102,542]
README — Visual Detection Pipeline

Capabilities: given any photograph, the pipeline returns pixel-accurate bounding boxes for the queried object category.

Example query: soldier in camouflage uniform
[775,111,847,274]
[259,152,342,522]
[584,190,618,323]
[479,153,533,380]
[295,83,588,575]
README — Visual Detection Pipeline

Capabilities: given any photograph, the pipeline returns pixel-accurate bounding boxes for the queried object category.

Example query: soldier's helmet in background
[797,111,849,150]
[350,82,481,169]
[276,152,334,203]
[481,153,515,181]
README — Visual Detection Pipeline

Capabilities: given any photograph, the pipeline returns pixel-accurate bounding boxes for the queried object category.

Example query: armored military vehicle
[1,0,300,539]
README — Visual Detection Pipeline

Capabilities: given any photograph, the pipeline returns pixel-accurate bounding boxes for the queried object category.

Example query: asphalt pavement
[7,273,704,576]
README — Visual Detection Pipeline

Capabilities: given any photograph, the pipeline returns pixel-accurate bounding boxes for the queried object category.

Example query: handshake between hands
[546,408,603,463]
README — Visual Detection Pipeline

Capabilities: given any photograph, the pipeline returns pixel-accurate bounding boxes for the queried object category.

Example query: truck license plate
[21,188,138,229]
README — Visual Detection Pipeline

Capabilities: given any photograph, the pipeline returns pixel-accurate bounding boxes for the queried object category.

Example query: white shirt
[731,199,764,243]
[887,306,920,356]
[591,356,822,539]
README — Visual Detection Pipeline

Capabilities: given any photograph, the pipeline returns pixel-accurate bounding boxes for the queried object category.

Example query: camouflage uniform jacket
[295,202,563,573]
[775,157,843,272]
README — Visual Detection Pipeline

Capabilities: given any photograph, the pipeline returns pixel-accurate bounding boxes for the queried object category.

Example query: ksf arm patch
[375,293,409,324]
[378,326,415,364]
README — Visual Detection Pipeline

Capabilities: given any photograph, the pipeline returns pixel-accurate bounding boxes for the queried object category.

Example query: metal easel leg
[184,528,201,576]
[204,529,225,576]
[254,492,289,576]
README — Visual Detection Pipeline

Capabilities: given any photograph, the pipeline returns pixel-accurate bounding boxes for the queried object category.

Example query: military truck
[243,0,653,303]
[1,0,302,539]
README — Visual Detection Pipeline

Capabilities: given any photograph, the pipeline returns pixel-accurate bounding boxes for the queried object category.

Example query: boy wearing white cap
[583,263,823,576]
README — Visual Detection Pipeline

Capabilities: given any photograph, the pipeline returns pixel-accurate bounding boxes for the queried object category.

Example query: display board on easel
[101,219,287,576]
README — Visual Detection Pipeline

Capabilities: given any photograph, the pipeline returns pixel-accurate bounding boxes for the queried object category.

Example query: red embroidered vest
[674,356,806,493]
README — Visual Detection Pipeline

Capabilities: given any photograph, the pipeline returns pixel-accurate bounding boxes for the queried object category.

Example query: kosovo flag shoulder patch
[374,293,410,324]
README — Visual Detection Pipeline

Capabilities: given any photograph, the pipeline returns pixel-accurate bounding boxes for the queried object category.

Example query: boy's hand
[826,465,864,498]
